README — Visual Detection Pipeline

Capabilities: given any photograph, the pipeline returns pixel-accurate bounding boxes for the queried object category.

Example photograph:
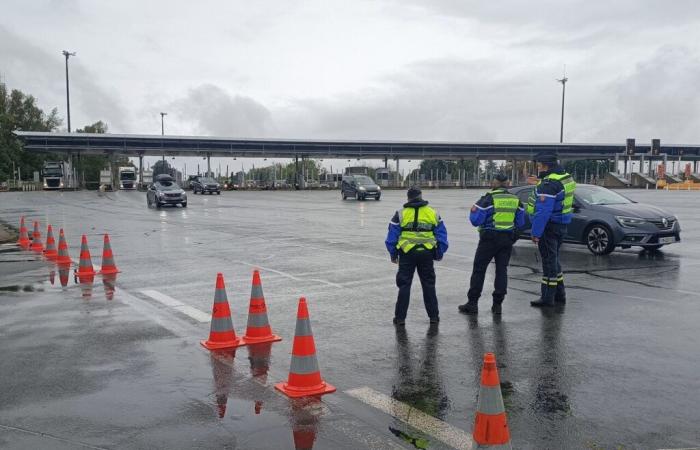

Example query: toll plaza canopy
[13,131,700,160]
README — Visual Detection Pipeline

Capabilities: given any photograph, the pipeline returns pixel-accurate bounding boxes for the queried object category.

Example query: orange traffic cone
[17,216,30,248]
[102,274,117,300]
[30,221,44,253]
[55,229,73,265]
[98,234,120,275]
[201,273,246,350]
[248,341,273,379]
[275,297,335,398]
[290,398,322,450]
[210,350,236,418]
[44,225,58,260]
[75,235,97,278]
[241,270,282,345]
[471,353,512,449]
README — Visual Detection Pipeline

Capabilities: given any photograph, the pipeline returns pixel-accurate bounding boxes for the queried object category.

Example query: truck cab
[119,167,137,190]
[42,161,69,190]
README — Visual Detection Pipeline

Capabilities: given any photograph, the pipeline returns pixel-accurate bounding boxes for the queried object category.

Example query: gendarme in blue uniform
[528,161,576,306]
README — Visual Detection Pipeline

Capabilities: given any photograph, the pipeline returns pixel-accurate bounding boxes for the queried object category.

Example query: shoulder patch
[471,206,477,212]
[539,195,546,202]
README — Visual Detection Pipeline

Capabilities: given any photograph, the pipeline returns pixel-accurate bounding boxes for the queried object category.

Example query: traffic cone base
[98,234,120,275]
[201,273,246,351]
[75,234,96,277]
[17,217,30,248]
[471,353,512,449]
[55,229,73,265]
[241,270,282,345]
[275,297,335,398]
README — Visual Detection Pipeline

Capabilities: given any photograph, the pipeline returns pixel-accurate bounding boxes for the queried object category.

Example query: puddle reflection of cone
[58,265,70,287]
[275,297,335,398]
[30,221,44,253]
[102,274,117,300]
[17,217,30,249]
[241,270,281,345]
[471,353,512,449]
[75,235,97,279]
[55,229,73,265]
[43,225,58,260]
[79,275,95,300]
[210,350,235,418]
[98,234,120,275]
[201,273,246,350]
[248,341,273,380]
[290,398,322,450]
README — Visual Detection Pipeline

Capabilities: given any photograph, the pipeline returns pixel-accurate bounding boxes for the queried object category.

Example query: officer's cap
[534,151,558,164]
[407,186,422,200]
[494,173,509,182]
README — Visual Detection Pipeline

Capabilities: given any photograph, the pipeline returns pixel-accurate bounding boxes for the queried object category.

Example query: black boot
[530,298,555,307]
[554,296,567,304]
[458,301,479,314]
[491,303,502,314]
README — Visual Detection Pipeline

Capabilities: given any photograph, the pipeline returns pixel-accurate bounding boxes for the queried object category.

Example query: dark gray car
[341,175,381,201]
[146,175,187,208]
[511,184,681,255]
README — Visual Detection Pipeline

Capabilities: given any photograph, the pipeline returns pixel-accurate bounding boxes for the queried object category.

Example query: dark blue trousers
[538,223,567,303]
[395,248,439,320]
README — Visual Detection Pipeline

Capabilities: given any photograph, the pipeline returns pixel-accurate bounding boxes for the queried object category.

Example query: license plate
[659,236,676,244]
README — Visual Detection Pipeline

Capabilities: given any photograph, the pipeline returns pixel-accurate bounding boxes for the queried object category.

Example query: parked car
[511,184,681,255]
[341,175,381,201]
[191,176,221,195]
[146,174,187,208]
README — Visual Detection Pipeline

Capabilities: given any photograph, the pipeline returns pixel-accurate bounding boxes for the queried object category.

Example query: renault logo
[662,218,668,227]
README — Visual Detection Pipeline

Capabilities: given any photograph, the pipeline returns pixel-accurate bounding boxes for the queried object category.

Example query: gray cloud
[0,25,127,131]
[169,84,275,137]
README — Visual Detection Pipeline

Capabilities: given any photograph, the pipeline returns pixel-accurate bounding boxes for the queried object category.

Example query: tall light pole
[557,69,568,143]
[62,50,76,132]
[160,112,167,166]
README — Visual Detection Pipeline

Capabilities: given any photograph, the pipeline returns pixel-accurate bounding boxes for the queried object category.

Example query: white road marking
[238,261,344,288]
[345,386,472,450]
[140,289,210,323]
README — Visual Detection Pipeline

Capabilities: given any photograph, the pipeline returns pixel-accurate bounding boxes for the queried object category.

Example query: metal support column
[615,153,620,174]
[395,158,400,188]
[511,159,516,185]
[138,154,144,190]
[294,155,299,190]
[206,153,211,177]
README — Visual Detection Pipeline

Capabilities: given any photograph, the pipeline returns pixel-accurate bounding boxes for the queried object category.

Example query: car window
[353,175,374,185]
[577,186,632,205]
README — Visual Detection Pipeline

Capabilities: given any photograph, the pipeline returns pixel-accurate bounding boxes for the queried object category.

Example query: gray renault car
[341,175,381,201]
[511,184,681,255]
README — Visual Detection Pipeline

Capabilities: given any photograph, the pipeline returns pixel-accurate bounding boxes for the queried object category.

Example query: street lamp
[62,50,76,132]
[557,69,568,143]
[160,112,167,165]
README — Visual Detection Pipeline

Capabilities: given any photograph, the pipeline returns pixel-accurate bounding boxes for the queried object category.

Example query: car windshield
[157,181,179,190]
[353,175,374,185]
[577,185,632,205]
[44,169,62,176]
[200,178,216,183]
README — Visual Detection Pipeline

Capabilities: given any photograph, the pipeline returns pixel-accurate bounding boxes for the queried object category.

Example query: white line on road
[238,261,344,288]
[140,289,210,323]
[345,386,472,450]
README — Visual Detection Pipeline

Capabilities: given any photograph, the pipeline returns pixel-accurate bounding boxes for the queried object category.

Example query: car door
[566,194,588,242]
[515,187,534,237]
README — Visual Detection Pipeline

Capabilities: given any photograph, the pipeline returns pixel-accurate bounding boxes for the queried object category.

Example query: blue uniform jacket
[469,190,526,231]
[530,166,573,238]
[385,199,449,260]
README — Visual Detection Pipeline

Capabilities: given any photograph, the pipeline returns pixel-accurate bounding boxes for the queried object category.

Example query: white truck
[141,170,153,187]
[42,161,71,190]
[118,166,137,190]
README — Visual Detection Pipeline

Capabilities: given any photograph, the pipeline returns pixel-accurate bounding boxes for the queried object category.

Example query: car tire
[356,192,361,201]
[217,191,221,195]
[585,224,615,255]
[375,195,381,201]
[342,191,347,200]
[156,202,162,209]
[646,244,663,251]
[181,202,187,208]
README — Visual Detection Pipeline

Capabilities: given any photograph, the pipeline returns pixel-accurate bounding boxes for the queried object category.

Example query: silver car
[146,174,187,208]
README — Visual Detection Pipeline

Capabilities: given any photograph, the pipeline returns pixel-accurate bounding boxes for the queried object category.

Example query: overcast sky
[2,0,700,174]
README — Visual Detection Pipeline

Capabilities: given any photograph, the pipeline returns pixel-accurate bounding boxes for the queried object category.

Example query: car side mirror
[573,200,582,212]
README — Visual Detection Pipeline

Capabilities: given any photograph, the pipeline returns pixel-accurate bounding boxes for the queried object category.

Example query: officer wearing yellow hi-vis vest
[458,173,525,315]
[528,152,576,307]
[386,187,449,326]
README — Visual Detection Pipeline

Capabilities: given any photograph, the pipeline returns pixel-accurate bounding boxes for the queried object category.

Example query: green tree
[75,121,131,186]
[0,83,62,182]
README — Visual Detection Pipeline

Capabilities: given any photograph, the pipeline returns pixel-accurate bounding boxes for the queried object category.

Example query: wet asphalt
[1,188,699,450]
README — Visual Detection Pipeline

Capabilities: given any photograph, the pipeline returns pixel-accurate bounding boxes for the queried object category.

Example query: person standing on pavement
[385,187,449,326]
[458,173,525,315]
[527,152,577,307]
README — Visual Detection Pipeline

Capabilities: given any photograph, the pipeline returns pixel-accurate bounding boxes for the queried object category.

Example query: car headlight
[377,186,381,191]
[181,192,187,198]
[359,186,366,191]
[615,216,647,227]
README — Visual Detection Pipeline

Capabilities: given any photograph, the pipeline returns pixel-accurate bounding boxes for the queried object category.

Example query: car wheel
[586,224,615,255]
[356,192,361,201]
[342,191,347,200]
[645,244,663,251]
[155,202,162,209]
[375,195,381,201]
[181,202,187,208]
[217,191,221,195]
